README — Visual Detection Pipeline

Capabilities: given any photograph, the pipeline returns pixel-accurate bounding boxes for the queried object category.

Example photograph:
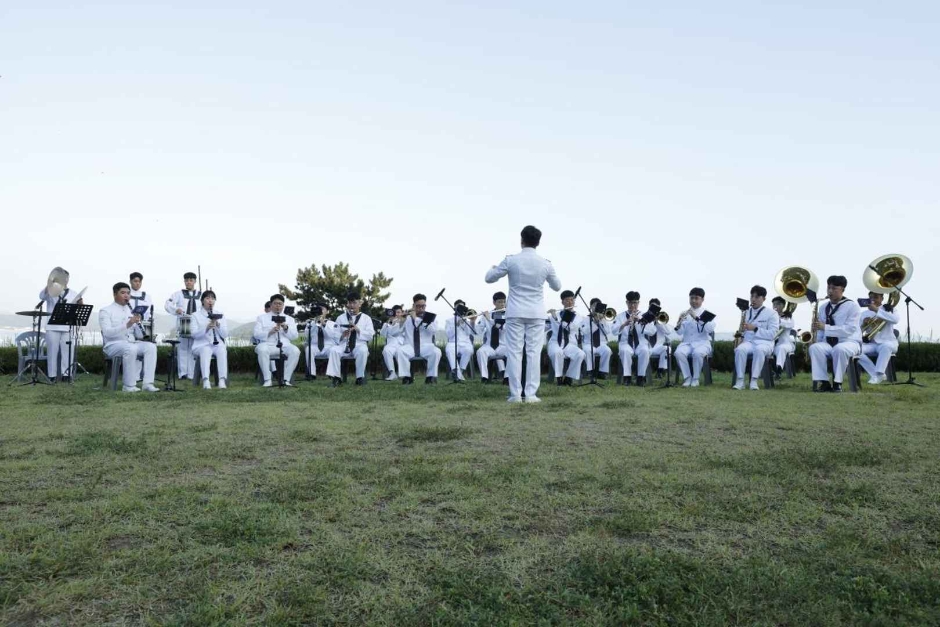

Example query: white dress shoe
[690,379,700,387]
[203,380,212,390]
[143,384,160,392]
[262,380,273,387]
[524,396,542,403]
[218,378,227,389]
[122,386,140,393]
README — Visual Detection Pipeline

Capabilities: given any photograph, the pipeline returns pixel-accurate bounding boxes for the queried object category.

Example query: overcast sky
[2,1,938,335]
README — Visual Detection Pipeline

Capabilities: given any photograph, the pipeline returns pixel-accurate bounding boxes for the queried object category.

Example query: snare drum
[176,315,193,339]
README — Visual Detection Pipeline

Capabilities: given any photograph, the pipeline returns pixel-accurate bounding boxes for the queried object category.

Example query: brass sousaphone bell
[46,267,70,299]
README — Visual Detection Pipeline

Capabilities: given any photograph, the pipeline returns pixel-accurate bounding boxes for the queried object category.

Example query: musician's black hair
[590,297,600,306]
[269,294,285,303]
[626,291,640,302]
[201,290,216,302]
[455,299,466,307]
[560,290,574,299]
[129,272,143,281]
[689,287,705,298]
[827,275,848,288]
[184,272,197,280]
[391,304,403,312]
[750,285,767,298]
[521,225,542,248]
[649,297,661,306]
[493,291,506,301]
[112,282,130,293]
[413,293,427,303]
[346,291,360,302]
[771,296,786,305]
[264,301,272,310]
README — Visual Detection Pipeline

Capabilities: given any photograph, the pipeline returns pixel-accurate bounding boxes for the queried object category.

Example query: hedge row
[4,341,940,376]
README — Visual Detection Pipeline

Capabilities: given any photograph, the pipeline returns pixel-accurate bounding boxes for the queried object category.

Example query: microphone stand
[866,264,925,388]
[574,288,603,389]
[367,315,383,380]
[19,301,53,386]
[275,320,286,388]
[304,312,314,381]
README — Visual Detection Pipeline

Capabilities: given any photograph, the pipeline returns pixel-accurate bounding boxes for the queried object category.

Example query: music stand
[16,308,53,386]
[48,303,94,383]
[162,340,184,392]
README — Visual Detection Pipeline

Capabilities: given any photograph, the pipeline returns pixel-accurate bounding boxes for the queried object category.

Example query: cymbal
[16,310,51,317]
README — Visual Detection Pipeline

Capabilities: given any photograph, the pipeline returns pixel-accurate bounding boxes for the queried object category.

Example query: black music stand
[16,308,53,386]
[162,340,184,392]
[48,303,94,383]
[575,295,605,389]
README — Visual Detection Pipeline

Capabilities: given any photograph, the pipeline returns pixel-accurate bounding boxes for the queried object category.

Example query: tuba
[774,265,820,362]
[860,254,912,342]
[46,267,70,299]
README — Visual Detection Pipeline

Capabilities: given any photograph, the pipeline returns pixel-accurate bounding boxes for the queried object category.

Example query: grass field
[1,373,939,625]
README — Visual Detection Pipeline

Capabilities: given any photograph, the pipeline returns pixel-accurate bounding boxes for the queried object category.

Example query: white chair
[14,332,48,382]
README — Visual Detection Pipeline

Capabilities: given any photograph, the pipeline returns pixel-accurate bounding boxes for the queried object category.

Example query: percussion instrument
[176,315,193,338]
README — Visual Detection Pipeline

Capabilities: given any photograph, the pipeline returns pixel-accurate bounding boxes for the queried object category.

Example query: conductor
[486,225,562,403]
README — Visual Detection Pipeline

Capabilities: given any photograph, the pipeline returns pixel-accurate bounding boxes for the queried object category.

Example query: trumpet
[603,307,617,322]
[656,311,670,324]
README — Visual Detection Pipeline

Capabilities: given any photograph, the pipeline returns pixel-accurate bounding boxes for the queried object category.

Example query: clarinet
[209,306,219,346]
[344,309,358,353]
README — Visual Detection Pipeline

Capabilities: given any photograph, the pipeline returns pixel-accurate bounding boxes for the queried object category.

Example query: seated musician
[674,287,716,387]
[578,298,613,379]
[305,304,339,381]
[857,291,900,385]
[380,305,405,381]
[99,282,159,393]
[253,294,300,387]
[613,291,656,386]
[191,290,229,389]
[732,285,780,390]
[475,291,509,384]
[395,293,442,384]
[771,296,796,377]
[326,292,375,387]
[809,275,862,393]
[647,298,673,378]
[444,299,478,381]
[546,290,585,385]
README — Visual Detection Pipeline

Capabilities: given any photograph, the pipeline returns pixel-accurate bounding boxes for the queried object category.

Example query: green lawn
[1,374,939,625]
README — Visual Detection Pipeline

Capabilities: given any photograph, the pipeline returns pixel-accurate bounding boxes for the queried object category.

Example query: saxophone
[803,300,820,364]
[733,309,746,348]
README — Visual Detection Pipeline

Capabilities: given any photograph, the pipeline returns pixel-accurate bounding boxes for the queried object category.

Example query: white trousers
[773,341,795,369]
[505,318,545,400]
[445,341,475,375]
[104,341,157,388]
[734,340,773,381]
[649,344,670,370]
[307,344,334,376]
[547,341,585,379]
[619,343,651,377]
[327,343,368,379]
[45,329,72,378]
[256,342,300,383]
[396,344,442,377]
[582,343,612,373]
[196,343,229,381]
[674,342,711,381]
[177,337,196,378]
[476,344,508,379]
[858,341,898,377]
[809,341,861,383]
[382,343,401,373]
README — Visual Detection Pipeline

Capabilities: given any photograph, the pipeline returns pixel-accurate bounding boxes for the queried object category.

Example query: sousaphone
[861,254,912,341]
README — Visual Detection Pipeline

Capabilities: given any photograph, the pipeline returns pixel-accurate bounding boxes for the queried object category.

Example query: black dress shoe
[623,376,632,386]
[402,377,413,385]
[355,377,365,385]
[597,372,608,380]
[656,369,666,379]
[637,376,646,387]
[564,377,573,386]
[813,380,832,393]
[425,376,433,384]
[556,377,565,386]
[179,375,189,381]
[831,382,843,393]
[481,377,490,384]
[502,377,509,385]
[330,377,341,388]
[308,375,317,381]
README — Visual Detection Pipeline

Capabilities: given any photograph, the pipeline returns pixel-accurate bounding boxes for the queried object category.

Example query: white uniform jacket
[485,248,562,318]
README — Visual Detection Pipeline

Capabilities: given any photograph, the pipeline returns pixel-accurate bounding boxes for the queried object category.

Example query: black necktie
[413,319,421,355]
[490,322,500,349]
[557,320,565,346]
[184,291,197,314]
[825,303,839,347]
[317,325,324,351]
[629,325,638,349]
[592,327,600,348]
